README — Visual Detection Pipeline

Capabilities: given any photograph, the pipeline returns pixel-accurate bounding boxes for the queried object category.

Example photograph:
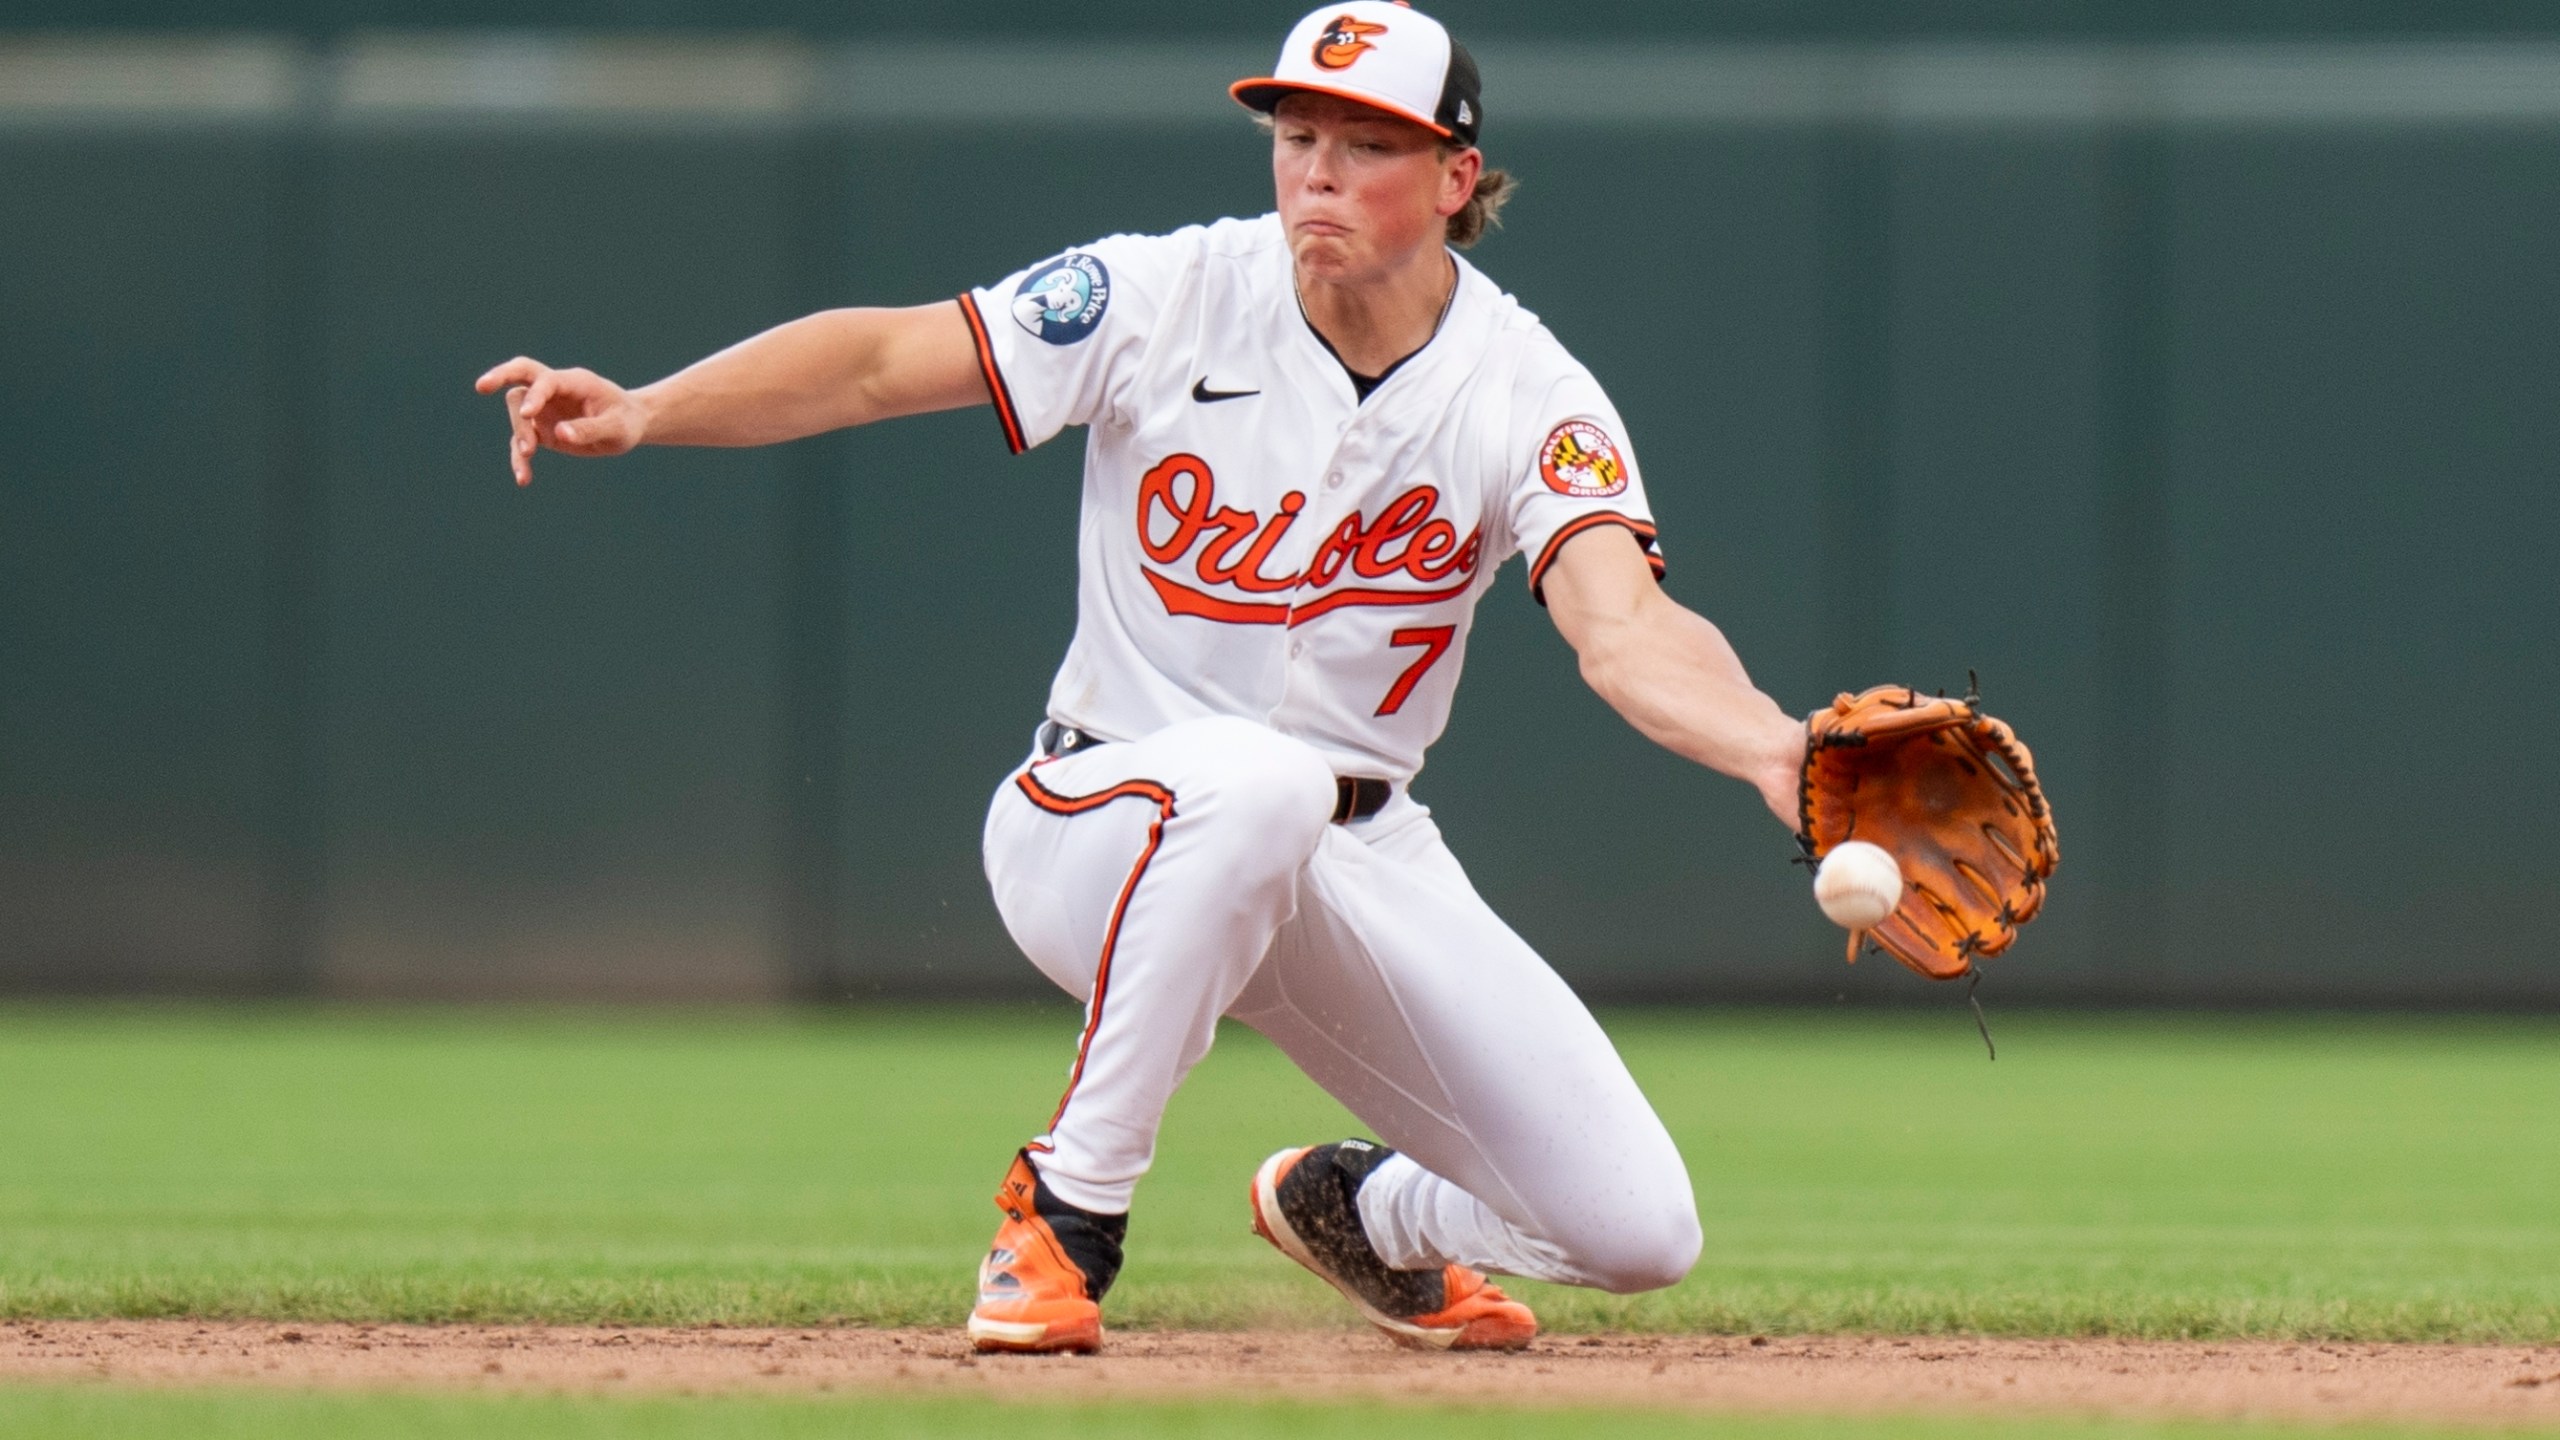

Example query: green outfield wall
[3,37,2555,1005]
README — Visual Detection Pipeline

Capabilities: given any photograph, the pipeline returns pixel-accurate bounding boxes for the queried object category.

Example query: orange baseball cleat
[1250,1140,1537,1351]
[966,1151,1128,1354]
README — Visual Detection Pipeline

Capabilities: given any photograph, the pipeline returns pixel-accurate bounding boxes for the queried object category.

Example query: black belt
[1035,722,1391,824]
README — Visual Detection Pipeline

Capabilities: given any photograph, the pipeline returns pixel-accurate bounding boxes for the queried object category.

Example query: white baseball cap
[1230,2,1484,146]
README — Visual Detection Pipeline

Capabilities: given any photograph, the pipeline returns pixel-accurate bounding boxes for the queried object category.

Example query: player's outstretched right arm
[473,301,985,486]
[1540,524,1806,828]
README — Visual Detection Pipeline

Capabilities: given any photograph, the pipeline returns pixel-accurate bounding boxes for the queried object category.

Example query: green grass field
[1,1003,2553,1342]
[0,1386,2545,1440]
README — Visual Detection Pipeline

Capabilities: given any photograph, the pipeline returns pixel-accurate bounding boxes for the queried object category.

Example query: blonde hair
[1444,153,1513,249]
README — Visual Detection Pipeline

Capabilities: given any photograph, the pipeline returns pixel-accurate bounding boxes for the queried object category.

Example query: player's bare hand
[473,357,647,486]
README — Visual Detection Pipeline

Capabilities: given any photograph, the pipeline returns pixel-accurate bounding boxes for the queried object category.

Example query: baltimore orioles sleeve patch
[1538,419,1629,498]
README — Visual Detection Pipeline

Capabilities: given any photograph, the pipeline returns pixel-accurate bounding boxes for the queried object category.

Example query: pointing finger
[475,356,537,394]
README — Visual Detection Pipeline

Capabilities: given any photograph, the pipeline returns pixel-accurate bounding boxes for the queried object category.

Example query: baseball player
[476,2,1810,1354]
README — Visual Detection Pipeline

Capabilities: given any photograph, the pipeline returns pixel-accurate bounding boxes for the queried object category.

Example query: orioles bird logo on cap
[1312,14,1388,70]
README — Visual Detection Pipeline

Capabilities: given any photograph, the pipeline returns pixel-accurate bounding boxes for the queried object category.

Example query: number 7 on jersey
[1375,625,1458,717]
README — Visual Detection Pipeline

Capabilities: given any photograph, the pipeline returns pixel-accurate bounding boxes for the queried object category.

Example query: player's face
[1270,95,1474,284]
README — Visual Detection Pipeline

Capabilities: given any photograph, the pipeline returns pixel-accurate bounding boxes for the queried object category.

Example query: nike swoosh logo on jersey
[1191,379,1260,403]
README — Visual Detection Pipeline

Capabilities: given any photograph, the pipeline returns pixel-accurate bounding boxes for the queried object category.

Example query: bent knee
[1164,718,1337,844]
[1567,1198,1703,1295]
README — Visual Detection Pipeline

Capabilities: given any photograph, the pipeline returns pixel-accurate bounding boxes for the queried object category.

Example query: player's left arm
[1540,526,1805,827]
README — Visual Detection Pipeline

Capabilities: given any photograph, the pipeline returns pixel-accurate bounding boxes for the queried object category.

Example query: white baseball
[1814,841,1902,931]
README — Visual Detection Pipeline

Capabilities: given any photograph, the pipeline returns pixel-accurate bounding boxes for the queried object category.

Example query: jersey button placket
[1280,428,1365,674]
[1279,451,1352,673]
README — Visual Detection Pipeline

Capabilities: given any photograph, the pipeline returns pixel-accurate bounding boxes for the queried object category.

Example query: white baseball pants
[981,715,1701,1294]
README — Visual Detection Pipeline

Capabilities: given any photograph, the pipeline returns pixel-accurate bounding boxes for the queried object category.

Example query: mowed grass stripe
[0,1385,2537,1440]
[0,1005,2552,1340]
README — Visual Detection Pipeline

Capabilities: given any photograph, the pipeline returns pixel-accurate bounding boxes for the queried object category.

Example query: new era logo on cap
[1231,2,1484,147]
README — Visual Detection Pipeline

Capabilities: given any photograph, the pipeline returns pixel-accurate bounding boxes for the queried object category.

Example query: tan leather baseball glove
[1798,684,2060,980]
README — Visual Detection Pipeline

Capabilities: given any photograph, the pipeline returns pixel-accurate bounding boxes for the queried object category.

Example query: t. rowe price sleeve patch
[1010,253,1111,345]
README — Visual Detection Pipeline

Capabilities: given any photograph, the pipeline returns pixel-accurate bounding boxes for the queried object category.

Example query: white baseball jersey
[964,211,1703,1290]
[959,213,1664,784]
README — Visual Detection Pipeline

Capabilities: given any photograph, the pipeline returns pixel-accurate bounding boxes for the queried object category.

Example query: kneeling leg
[1229,817,1702,1294]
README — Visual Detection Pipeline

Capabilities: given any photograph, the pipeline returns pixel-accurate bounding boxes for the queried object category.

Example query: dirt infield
[6,1321,2560,1426]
